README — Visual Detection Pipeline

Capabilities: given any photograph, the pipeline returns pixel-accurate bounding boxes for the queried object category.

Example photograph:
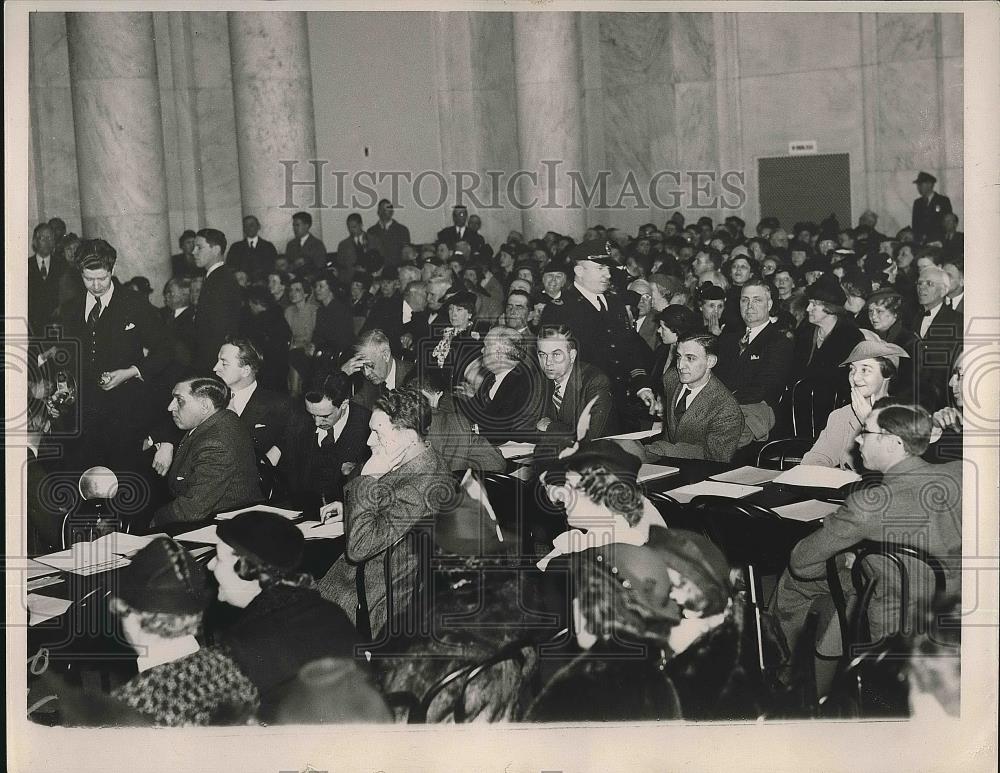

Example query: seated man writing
[642,333,745,462]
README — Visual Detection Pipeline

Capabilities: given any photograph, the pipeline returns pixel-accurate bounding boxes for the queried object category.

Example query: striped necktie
[552,382,563,413]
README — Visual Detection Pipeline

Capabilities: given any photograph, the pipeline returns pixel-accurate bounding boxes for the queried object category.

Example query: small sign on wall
[789,140,818,155]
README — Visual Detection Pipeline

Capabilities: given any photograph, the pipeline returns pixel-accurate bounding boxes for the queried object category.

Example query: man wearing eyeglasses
[534,325,616,438]
[772,402,962,693]
[713,278,795,444]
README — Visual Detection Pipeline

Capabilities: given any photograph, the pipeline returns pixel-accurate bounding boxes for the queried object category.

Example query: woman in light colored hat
[801,336,909,469]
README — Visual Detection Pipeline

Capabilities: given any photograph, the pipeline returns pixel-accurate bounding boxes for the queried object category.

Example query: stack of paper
[637,464,680,483]
[710,466,784,486]
[216,504,302,520]
[772,465,861,489]
[664,481,764,504]
[773,500,842,522]
[175,524,222,544]
[33,532,162,575]
[602,424,662,441]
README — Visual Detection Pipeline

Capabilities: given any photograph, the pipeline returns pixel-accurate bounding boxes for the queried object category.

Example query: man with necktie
[540,239,651,431]
[910,266,963,411]
[336,212,368,283]
[642,333,744,462]
[192,228,244,374]
[278,371,372,510]
[713,278,795,443]
[436,204,485,254]
[48,239,171,477]
[28,221,72,335]
[226,215,278,281]
[152,377,263,528]
[366,199,411,269]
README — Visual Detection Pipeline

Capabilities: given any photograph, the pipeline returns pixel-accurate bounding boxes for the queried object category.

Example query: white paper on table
[27,559,59,580]
[216,504,302,520]
[186,545,216,560]
[637,464,681,483]
[602,425,662,441]
[772,465,861,489]
[296,520,346,540]
[175,524,222,544]
[665,481,764,504]
[33,532,162,574]
[773,499,842,522]
[27,575,64,592]
[27,594,73,625]
[498,441,535,459]
[710,465,784,486]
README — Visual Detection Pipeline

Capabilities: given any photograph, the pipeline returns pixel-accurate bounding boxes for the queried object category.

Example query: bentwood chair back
[791,377,851,438]
[687,496,800,675]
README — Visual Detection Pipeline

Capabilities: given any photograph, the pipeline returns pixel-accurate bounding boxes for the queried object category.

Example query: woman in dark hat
[425,290,488,387]
[697,281,728,336]
[108,537,260,726]
[209,511,359,720]
[791,273,864,384]
[525,528,748,722]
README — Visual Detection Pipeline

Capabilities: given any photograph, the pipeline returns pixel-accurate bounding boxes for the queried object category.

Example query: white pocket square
[176,476,185,481]
[751,354,761,360]
[124,322,136,331]
[254,423,266,428]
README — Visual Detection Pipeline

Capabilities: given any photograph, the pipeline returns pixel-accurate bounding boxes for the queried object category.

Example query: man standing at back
[285,211,328,270]
[28,221,70,334]
[366,199,410,269]
[336,212,367,283]
[541,239,650,431]
[193,228,243,374]
[911,171,953,246]
[227,215,278,281]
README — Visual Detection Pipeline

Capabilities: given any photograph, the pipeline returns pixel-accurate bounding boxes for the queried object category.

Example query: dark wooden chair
[756,437,815,470]
[791,377,850,438]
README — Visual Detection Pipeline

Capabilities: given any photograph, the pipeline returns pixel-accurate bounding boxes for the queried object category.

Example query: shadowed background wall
[29,10,962,300]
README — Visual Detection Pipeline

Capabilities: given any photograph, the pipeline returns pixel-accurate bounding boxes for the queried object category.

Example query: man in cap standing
[540,239,651,431]
[911,171,953,245]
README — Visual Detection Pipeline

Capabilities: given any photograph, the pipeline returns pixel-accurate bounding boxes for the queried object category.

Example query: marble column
[512,12,587,239]
[66,12,171,298]
[229,12,321,249]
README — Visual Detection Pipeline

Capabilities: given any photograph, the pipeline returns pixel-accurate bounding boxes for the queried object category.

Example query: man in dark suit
[436,204,485,253]
[279,371,372,510]
[459,326,544,444]
[627,278,658,351]
[643,333,745,462]
[192,228,243,374]
[911,171,953,246]
[161,277,197,369]
[340,329,415,411]
[310,271,356,366]
[911,266,963,411]
[365,199,411,269]
[362,270,428,358]
[540,239,651,431]
[212,338,290,462]
[940,213,963,261]
[152,377,263,527]
[170,230,202,278]
[714,278,796,442]
[28,222,71,335]
[335,212,367,284]
[535,325,617,439]
[941,255,964,314]
[48,240,171,474]
[284,211,328,270]
[226,215,278,281]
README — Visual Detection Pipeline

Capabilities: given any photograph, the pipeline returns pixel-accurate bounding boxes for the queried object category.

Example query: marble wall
[28,10,963,269]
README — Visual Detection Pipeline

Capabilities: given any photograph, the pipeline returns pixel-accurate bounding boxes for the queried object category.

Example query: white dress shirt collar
[85,281,114,320]
[402,299,413,325]
[247,236,258,249]
[300,233,310,247]
[205,260,224,277]
[920,301,944,337]
[745,319,771,345]
[385,359,398,390]
[228,380,258,416]
[677,376,710,409]
[173,305,189,318]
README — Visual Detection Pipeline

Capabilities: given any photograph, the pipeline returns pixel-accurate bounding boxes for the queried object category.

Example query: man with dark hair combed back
[152,377,263,527]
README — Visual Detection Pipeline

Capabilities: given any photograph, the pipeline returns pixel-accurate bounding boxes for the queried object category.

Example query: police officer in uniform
[540,240,650,432]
